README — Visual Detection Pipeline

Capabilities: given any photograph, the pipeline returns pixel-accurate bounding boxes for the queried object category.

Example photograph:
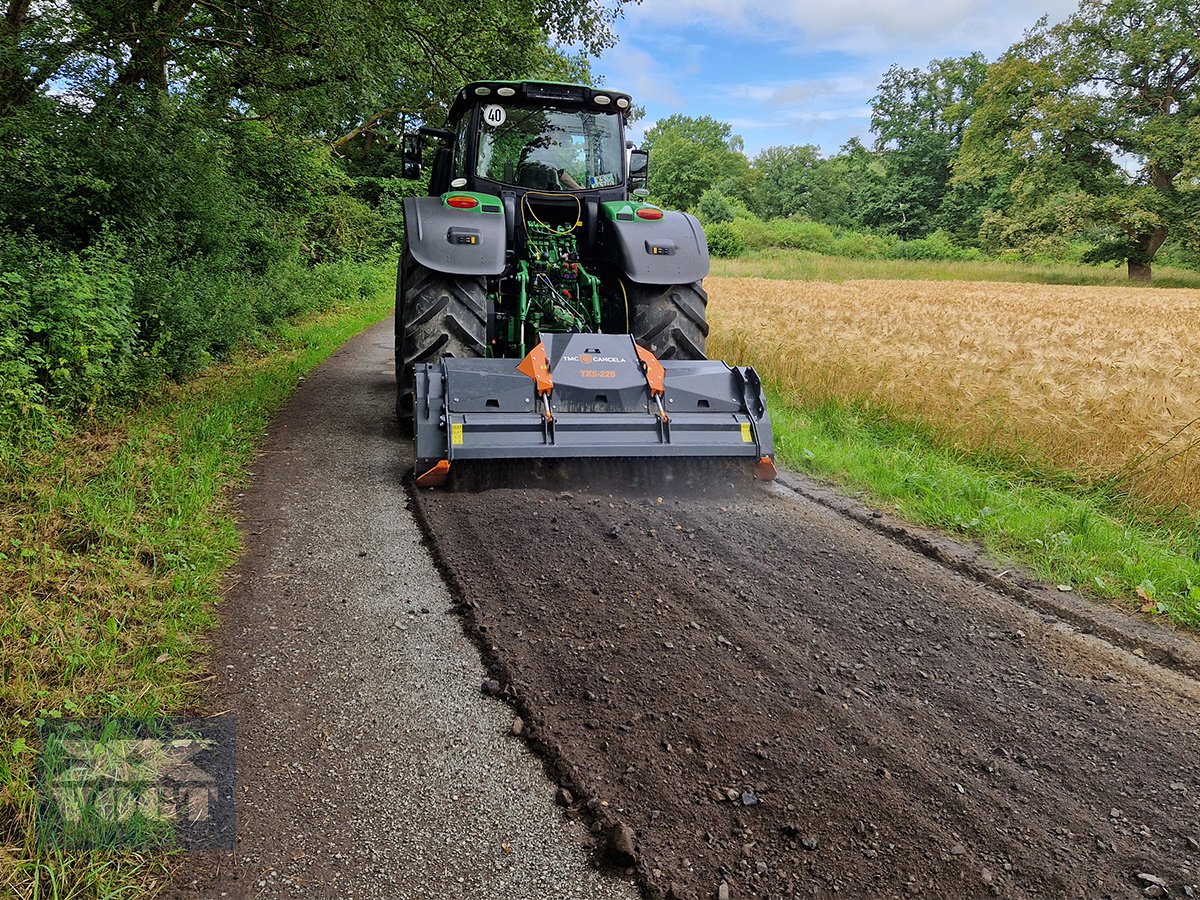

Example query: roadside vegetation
[707,272,1200,628]
[0,281,393,896]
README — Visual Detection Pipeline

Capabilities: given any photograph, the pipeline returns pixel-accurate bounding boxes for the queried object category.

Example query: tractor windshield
[475,105,623,191]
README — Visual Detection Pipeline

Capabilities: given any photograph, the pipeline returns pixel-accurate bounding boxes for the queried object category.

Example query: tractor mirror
[401,133,423,180]
[628,149,649,196]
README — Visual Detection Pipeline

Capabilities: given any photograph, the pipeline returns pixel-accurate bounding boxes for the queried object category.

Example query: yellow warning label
[740,423,753,443]
[451,423,464,446]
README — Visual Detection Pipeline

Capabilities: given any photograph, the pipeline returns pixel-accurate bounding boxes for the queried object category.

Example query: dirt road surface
[181,318,1200,899]
[417,479,1200,900]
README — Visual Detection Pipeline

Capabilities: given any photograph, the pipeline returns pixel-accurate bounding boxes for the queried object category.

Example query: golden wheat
[706,277,1200,509]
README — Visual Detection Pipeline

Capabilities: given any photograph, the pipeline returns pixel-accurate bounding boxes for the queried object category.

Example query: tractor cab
[404,81,648,207]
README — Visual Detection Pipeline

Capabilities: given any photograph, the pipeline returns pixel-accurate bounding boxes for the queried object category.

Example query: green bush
[695,189,752,224]
[0,235,137,431]
[728,216,776,250]
[726,216,839,254]
[886,229,982,261]
[716,213,1003,264]
[766,219,836,253]
[830,231,891,259]
[0,271,53,446]
[705,222,746,257]
[0,99,395,459]
[305,193,387,264]
[728,215,890,257]
[696,189,736,223]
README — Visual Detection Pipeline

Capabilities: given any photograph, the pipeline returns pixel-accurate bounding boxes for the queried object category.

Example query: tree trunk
[110,0,195,93]
[0,0,32,115]
[1128,225,1168,282]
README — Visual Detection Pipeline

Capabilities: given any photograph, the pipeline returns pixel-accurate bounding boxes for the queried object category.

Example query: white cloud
[727,107,871,129]
[600,42,686,107]
[715,76,873,141]
[719,75,878,108]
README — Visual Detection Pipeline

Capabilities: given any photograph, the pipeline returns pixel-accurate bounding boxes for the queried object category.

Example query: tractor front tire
[396,255,488,435]
[629,281,709,360]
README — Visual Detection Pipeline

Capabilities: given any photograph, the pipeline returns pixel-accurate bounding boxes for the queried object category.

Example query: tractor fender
[602,208,710,285]
[403,195,506,277]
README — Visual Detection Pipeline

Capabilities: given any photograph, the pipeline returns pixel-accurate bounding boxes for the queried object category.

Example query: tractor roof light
[594,94,612,105]
[474,86,491,96]
[447,195,479,209]
[616,98,629,109]
[635,207,663,220]
[497,86,516,97]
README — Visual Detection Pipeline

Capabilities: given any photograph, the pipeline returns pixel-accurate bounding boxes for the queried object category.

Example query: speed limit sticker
[482,104,506,127]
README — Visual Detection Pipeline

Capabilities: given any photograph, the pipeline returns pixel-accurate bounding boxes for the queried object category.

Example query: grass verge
[712,250,1200,288]
[768,390,1200,631]
[0,270,393,898]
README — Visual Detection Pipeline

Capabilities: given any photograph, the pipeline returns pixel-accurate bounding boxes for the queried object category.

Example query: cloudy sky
[593,0,1081,156]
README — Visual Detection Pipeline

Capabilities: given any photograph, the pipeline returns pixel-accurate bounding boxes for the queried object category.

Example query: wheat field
[706,277,1200,509]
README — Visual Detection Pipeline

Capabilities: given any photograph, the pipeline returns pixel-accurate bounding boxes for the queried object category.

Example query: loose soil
[415,478,1200,900]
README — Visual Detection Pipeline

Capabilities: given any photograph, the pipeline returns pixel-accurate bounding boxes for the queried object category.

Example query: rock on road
[179,317,1200,899]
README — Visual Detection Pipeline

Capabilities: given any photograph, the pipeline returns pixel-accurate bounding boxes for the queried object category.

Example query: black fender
[402,195,507,277]
[602,206,710,285]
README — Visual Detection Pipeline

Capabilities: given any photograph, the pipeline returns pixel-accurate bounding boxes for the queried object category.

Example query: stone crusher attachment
[412,332,776,487]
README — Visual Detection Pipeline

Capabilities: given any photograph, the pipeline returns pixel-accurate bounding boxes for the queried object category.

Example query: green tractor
[397,80,774,487]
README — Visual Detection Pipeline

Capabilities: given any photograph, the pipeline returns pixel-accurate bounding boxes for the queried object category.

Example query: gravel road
[170,320,638,899]
[176,316,1200,900]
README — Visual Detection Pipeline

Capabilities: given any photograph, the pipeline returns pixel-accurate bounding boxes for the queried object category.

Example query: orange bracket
[634,344,666,397]
[755,456,778,481]
[516,343,554,396]
[415,459,451,488]
[635,343,670,424]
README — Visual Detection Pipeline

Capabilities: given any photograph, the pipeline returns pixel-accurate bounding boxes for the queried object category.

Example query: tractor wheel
[395,254,488,435]
[629,281,709,360]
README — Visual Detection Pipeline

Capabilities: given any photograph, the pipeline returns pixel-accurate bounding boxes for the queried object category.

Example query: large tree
[752,144,816,219]
[642,114,750,211]
[956,0,1200,280]
[868,53,989,238]
[0,0,627,128]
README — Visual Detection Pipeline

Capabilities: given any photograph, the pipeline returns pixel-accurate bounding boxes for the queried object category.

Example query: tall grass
[711,250,1200,289]
[706,275,1200,510]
